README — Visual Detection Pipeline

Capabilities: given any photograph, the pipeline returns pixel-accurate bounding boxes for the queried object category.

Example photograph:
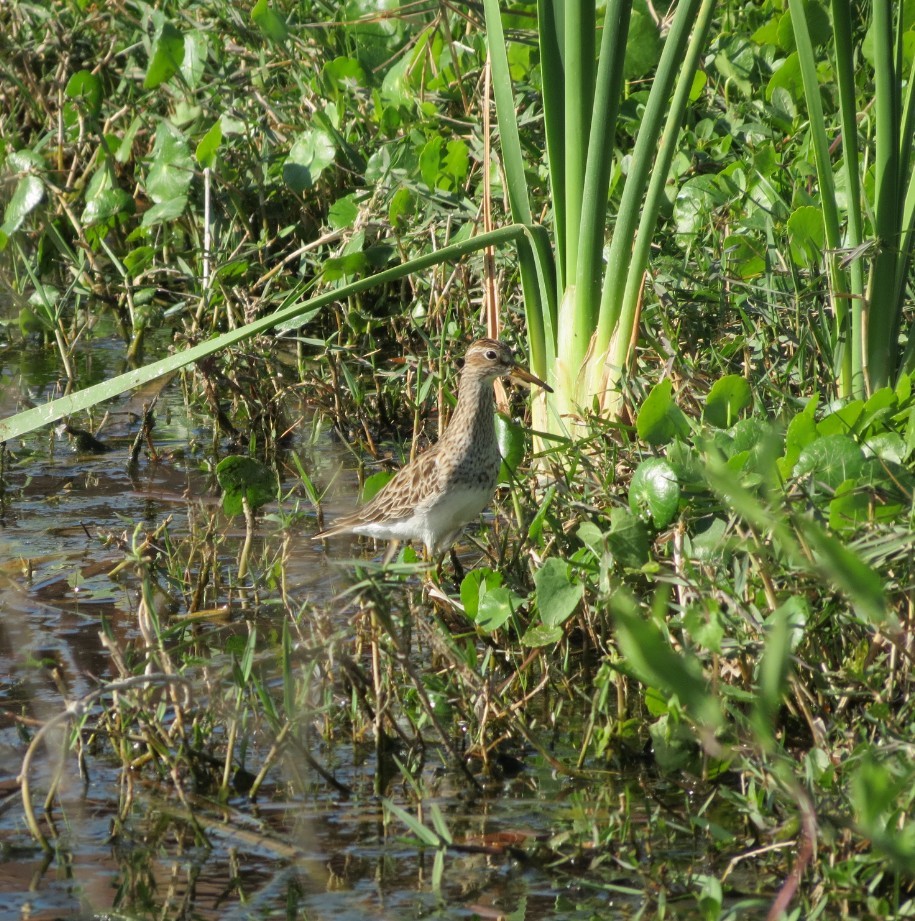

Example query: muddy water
[0,342,759,920]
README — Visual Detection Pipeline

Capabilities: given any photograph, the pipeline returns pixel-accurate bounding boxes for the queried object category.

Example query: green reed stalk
[793,0,915,396]
[484,0,712,430]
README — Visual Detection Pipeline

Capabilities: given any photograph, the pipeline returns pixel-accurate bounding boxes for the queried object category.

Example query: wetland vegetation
[2,0,915,918]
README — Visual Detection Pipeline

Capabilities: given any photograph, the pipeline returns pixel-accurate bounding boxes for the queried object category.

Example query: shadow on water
[0,341,768,920]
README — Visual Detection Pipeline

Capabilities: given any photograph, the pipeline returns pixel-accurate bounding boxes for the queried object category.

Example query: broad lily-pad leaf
[181,31,208,88]
[216,455,279,516]
[460,567,502,621]
[145,19,184,89]
[624,7,662,78]
[629,457,680,529]
[817,399,865,436]
[778,409,818,478]
[195,120,222,168]
[284,129,336,191]
[606,507,651,569]
[795,433,864,489]
[251,0,289,41]
[787,204,825,267]
[476,585,523,633]
[636,379,690,446]
[704,375,752,428]
[81,168,133,226]
[65,70,102,116]
[361,470,393,504]
[328,194,359,230]
[146,121,193,206]
[534,558,583,628]
[2,174,44,237]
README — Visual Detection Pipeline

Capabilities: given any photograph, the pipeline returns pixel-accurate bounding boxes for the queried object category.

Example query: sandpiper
[313,338,551,560]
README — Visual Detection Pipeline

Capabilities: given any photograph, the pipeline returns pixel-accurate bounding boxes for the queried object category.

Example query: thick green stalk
[537,0,566,294]
[603,0,717,405]
[481,0,555,383]
[562,0,594,281]
[864,0,900,390]
[830,0,865,392]
[896,49,915,372]
[594,0,705,363]
[789,0,851,395]
[572,0,632,367]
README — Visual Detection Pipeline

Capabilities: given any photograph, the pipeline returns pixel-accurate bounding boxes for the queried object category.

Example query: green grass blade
[482,0,552,383]
[482,0,533,228]
[864,0,901,389]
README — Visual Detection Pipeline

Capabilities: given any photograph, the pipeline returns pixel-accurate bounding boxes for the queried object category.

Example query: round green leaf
[636,379,690,446]
[65,70,102,117]
[284,129,336,191]
[534,558,583,629]
[328,194,359,230]
[361,470,393,504]
[476,585,521,633]
[144,20,184,89]
[704,375,752,427]
[794,433,864,489]
[216,455,279,516]
[787,205,825,268]
[459,567,502,620]
[629,457,681,529]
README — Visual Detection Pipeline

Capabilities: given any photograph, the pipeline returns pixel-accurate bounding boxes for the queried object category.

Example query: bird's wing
[312,447,443,537]
[355,447,444,523]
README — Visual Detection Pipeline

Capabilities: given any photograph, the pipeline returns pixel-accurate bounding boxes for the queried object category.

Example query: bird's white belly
[352,484,493,552]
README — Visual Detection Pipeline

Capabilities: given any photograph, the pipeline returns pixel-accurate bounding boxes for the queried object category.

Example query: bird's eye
[485,349,498,361]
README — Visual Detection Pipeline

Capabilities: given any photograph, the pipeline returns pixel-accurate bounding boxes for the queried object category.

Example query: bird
[313,338,552,563]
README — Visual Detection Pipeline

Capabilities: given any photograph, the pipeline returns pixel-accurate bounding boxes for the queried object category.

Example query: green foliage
[216,455,279,515]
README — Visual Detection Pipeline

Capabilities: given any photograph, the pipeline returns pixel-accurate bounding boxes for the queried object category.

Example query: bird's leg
[381,539,401,566]
[448,547,465,584]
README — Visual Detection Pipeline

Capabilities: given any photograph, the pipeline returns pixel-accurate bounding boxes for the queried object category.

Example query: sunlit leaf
[1,174,44,236]
[145,19,184,88]
[636,379,690,445]
[284,129,336,191]
[216,455,279,516]
[65,70,102,116]
[534,558,583,628]
[251,0,288,42]
[629,457,680,529]
[704,375,752,427]
[195,120,222,168]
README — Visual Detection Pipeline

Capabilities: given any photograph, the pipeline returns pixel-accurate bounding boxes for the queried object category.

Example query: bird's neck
[441,374,494,445]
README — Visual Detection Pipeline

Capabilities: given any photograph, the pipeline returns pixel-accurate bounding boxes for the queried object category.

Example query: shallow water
[0,340,769,920]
